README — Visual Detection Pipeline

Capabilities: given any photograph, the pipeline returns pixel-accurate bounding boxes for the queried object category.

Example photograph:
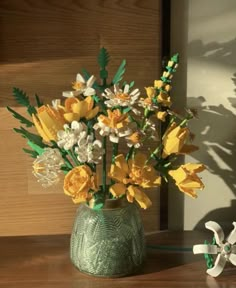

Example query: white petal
[84,87,96,96]
[76,73,85,83]
[132,108,141,115]
[130,88,140,96]
[207,254,227,277]
[52,99,61,109]
[114,84,120,94]
[123,84,130,94]
[93,139,102,148]
[227,222,236,245]
[109,134,119,143]
[229,253,236,265]
[62,90,81,97]
[193,244,218,255]
[205,221,225,245]
[87,75,96,87]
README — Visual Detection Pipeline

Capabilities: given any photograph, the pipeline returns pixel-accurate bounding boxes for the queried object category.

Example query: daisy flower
[102,84,140,113]
[63,73,96,97]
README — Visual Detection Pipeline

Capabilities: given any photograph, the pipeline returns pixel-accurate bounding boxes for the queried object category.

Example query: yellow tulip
[162,122,198,158]
[64,165,98,204]
[32,105,66,142]
[157,91,172,107]
[145,87,156,98]
[157,111,167,122]
[168,163,206,198]
[62,96,99,123]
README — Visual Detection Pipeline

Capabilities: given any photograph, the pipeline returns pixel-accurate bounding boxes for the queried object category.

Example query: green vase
[70,198,146,277]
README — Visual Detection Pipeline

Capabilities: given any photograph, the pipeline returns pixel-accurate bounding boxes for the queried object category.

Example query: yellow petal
[183,163,206,173]
[109,164,127,182]
[64,97,79,112]
[157,111,167,122]
[84,96,94,110]
[109,183,126,197]
[63,112,80,122]
[178,186,197,199]
[145,87,156,98]
[127,185,152,209]
[32,114,50,142]
[154,80,164,89]
[86,106,99,120]
[114,154,129,174]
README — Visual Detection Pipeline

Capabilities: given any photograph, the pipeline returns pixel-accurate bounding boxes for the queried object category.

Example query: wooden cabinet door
[0,0,161,236]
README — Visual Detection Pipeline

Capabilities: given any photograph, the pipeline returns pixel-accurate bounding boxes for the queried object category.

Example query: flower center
[72,81,86,91]
[116,93,131,101]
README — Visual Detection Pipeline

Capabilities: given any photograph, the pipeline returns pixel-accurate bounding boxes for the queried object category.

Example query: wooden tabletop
[1,231,236,288]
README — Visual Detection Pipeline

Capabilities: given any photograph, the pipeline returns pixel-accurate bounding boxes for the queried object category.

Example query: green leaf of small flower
[112,59,126,84]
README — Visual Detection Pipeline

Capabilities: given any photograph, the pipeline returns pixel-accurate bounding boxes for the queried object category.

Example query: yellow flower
[94,109,132,143]
[157,111,167,122]
[109,153,161,209]
[145,87,156,98]
[64,165,98,204]
[62,96,99,123]
[154,80,171,92]
[168,163,206,198]
[162,122,198,158]
[157,91,172,107]
[32,105,66,142]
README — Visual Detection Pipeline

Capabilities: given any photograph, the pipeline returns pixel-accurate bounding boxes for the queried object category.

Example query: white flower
[75,135,104,164]
[33,148,64,188]
[57,121,87,150]
[102,84,140,110]
[63,73,96,98]
[193,221,236,277]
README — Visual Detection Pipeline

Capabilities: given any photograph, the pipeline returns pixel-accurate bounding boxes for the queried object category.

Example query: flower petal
[127,185,152,209]
[109,183,126,197]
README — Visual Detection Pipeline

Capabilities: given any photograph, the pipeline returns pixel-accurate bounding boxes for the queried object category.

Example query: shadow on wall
[184,38,236,231]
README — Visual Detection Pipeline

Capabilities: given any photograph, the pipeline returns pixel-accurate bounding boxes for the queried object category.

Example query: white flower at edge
[193,221,236,277]
[75,135,104,164]
[62,73,96,98]
[33,148,64,188]
[57,121,87,150]
[102,84,140,111]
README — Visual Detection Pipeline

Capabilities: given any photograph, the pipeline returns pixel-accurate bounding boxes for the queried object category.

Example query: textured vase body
[70,199,146,277]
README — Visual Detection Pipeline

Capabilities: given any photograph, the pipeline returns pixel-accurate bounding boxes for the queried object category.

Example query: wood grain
[1,231,233,288]
[0,0,161,236]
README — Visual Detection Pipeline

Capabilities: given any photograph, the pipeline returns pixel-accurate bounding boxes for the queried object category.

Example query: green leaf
[35,94,43,107]
[171,53,179,63]
[13,127,45,148]
[22,148,38,158]
[12,87,37,115]
[98,47,110,69]
[129,81,135,89]
[27,140,45,155]
[6,106,34,127]
[112,59,126,84]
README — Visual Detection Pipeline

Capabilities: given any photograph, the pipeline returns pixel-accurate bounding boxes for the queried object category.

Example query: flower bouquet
[7,48,205,276]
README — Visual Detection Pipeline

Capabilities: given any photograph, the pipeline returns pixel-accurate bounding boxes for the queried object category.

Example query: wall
[170,0,236,231]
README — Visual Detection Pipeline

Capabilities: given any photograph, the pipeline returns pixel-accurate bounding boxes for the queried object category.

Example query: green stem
[62,155,73,170]
[68,150,80,166]
[102,136,107,195]
[146,144,163,164]
[112,142,119,163]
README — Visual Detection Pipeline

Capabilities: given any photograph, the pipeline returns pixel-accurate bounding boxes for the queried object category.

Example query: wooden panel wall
[0,0,161,236]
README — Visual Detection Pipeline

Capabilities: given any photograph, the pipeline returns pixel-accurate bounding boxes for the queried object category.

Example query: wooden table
[1,231,236,288]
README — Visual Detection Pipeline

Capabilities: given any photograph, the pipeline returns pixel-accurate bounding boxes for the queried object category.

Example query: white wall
[169,0,236,231]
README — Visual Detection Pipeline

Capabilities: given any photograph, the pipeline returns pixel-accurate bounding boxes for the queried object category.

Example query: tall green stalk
[102,136,107,195]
